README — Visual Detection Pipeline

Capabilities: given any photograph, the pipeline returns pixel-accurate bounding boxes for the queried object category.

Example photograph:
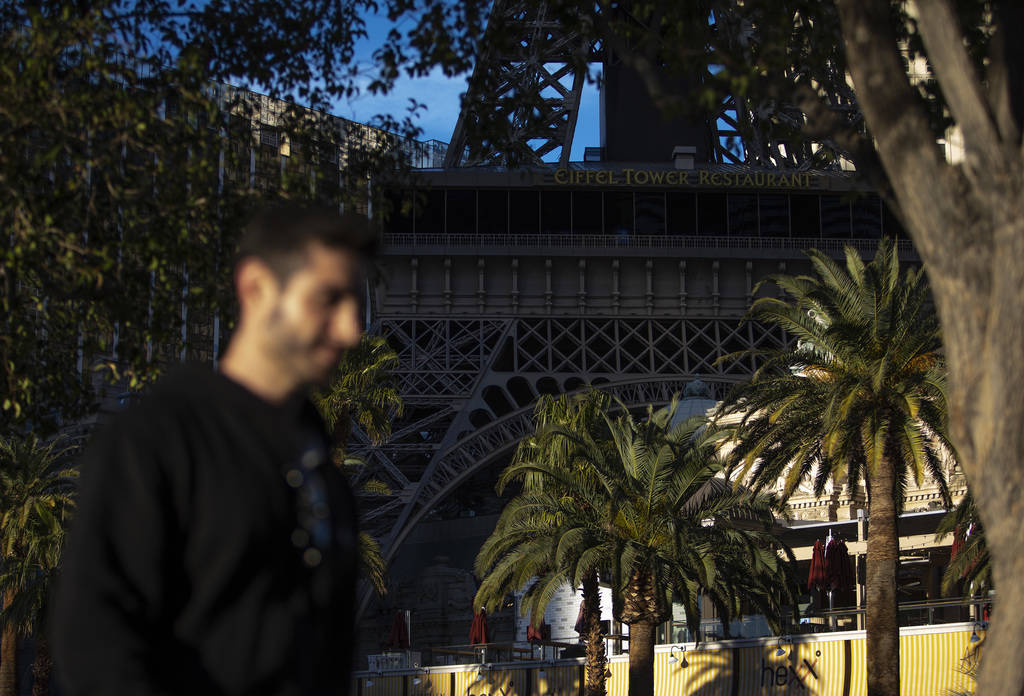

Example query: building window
[414,189,445,235]
[635,192,666,236]
[478,190,508,236]
[697,193,727,236]
[882,201,905,239]
[759,194,790,238]
[666,192,697,236]
[604,191,633,236]
[541,190,571,235]
[572,190,603,235]
[821,194,852,238]
[510,190,540,235]
[727,194,757,236]
[446,189,477,235]
[259,127,278,148]
[383,188,414,235]
[790,194,821,238]
[852,194,882,238]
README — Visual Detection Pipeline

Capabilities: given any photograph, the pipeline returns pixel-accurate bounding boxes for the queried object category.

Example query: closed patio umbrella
[386,610,409,650]
[951,527,965,561]
[574,599,587,635]
[825,538,854,592]
[808,539,827,591]
[469,608,490,645]
[527,620,550,644]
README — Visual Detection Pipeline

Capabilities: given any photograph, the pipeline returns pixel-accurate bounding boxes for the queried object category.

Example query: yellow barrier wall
[355,624,982,696]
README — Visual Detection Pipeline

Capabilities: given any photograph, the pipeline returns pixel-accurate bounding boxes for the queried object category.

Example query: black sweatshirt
[52,366,359,695]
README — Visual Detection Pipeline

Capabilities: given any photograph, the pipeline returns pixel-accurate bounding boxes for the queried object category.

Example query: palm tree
[315,334,404,600]
[0,434,77,696]
[0,525,64,696]
[598,403,790,696]
[716,241,954,696]
[695,531,801,640]
[936,492,990,597]
[315,333,403,448]
[357,529,389,599]
[477,397,795,696]
[477,389,611,696]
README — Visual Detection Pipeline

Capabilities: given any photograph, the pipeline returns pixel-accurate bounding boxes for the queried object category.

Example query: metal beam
[445,0,591,167]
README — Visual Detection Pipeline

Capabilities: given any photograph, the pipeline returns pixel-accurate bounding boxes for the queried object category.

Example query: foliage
[0,433,77,696]
[717,240,953,505]
[716,239,953,696]
[0,434,78,578]
[314,334,404,598]
[481,390,612,696]
[936,493,991,597]
[498,389,610,494]
[357,530,389,599]
[477,395,797,639]
[1,6,237,429]
[315,334,403,447]
[0,0,485,433]
[478,396,796,696]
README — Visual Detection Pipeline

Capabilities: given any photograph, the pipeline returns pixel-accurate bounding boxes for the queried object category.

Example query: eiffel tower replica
[353,0,912,649]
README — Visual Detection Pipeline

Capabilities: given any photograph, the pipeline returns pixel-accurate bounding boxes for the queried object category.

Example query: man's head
[231,205,376,392]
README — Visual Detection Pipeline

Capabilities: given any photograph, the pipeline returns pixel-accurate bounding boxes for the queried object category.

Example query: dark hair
[236,204,378,281]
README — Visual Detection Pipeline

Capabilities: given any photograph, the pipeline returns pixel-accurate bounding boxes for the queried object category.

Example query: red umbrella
[808,539,827,591]
[951,524,980,579]
[950,527,965,561]
[825,539,854,592]
[574,599,587,635]
[527,621,550,644]
[386,610,409,650]
[469,608,490,645]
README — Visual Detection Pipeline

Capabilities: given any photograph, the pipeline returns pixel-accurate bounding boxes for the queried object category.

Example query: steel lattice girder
[445,0,592,167]
[445,1,857,169]
[353,315,790,537]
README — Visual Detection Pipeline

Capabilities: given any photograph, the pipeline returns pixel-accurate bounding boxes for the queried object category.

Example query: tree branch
[987,1,1024,151]
[781,80,893,194]
[914,0,1005,171]
[835,0,969,277]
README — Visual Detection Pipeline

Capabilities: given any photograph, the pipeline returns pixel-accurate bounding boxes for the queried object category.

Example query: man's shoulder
[103,364,226,432]
[152,363,228,400]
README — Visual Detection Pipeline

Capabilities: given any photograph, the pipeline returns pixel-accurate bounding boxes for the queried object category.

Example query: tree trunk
[835,1,1024,692]
[0,590,16,696]
[620,568,664,696]
[626,622,655,696]
[934,225,1024,696]
[581,571,607,696]
[865,460,900,696]
[31,637,51,696]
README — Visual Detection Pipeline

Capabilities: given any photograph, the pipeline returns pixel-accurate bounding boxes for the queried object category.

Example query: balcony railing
[383,232,917,256]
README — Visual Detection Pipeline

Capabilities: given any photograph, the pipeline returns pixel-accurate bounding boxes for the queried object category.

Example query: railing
[808,596,991,633]
[367,650,423,671]
[663,595,991,642]
[389,597,989,671]
[383,232,918,256]
[407,641,574,668]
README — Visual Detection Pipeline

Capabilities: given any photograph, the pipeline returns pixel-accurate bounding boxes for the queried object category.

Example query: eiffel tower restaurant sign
[552,167,820,189]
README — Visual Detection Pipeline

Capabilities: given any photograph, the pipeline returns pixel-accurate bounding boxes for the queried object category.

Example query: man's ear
[234,257,278,315]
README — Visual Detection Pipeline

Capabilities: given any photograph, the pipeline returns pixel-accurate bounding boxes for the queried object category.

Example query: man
[52,206,374,695]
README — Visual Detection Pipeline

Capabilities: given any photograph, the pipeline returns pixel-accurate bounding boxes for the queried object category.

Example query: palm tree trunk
[581,571,607,696]
[0,590,16,696]
[626,622,656,696]
[866,459,900,696]
[31,637,51,696]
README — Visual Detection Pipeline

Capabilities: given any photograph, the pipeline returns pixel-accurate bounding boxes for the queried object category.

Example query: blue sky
[331,13,602,162]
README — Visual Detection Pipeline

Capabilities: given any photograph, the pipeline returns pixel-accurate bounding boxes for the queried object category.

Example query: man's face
[259,242,365,388]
